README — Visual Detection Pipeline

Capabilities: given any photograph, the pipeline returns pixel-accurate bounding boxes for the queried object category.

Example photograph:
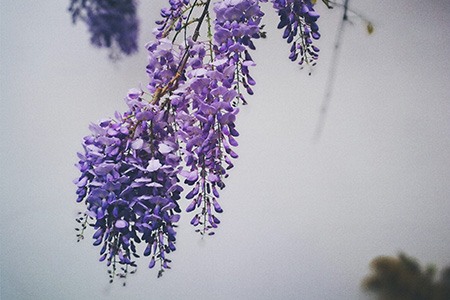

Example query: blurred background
[1,0,449,299]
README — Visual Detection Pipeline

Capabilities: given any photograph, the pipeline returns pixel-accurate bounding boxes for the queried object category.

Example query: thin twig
[313,0,349,141]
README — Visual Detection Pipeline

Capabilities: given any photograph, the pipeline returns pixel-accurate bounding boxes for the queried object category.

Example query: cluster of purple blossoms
[171,43,241,235]
[146,38,184,95]
[271,0,320,65]
[75,91,183,280]
[69,0,139,57]
[153,0,191,39]
[213,0,264,99]
[173,0,265,232]
[144,0,265,235]
[74,0,322,281]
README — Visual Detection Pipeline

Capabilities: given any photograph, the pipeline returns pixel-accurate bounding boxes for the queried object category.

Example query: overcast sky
[1,0,450,299]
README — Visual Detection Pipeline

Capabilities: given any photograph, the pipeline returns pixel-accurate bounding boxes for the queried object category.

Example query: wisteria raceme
[171,0,266,233]
[213,0,265,100]
[271,0,320,66]
[171,45,242,234]
[74,0,323,281]
[146,38,185,94]
[153,0,191,39]
[75,90,183,279]
[69,0,139,57]
[143,0,264,234]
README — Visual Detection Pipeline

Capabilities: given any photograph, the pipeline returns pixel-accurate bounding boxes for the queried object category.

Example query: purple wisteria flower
[271,0,320,66]
[167,0,265,234]
[213,0,264,99]
[74,0,323,281]
[145,38,184,95]
[153,0,191,39]
[172,50,241,234]
[75,90,183,280]
[69,0,139,57]
[141,0,264,235]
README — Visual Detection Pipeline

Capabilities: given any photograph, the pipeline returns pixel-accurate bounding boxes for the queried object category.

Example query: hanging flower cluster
[75,92,183,280]
[74,0,322,282]
[272,0,320,65]
[69,0,139,57]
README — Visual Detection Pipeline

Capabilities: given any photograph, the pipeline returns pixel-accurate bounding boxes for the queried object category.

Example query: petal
[127,88,141,100]
[131,138,144,150]
[148,256,156,269]
[158,143,173,154]
[180,169,199,182]
[94,163,115,175]
[212,198,223,213]
[115,220,128,229]
[76,176,88,187]
[146,159,162,172]
[186,199,197,212]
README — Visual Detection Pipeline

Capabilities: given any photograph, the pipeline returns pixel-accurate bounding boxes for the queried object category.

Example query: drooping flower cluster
[75,91,183,279]
[153,0,191,39]
[213,0,265,99]
[271,0,320,66]
[171,42,242,235]
[74,0,322,282]
[69,0,139,57]
[143,0,265,235]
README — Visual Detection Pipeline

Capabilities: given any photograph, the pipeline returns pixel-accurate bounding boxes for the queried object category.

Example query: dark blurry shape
[367,21,374,35]
[69,0,139,59]
[362,253,450,300]
[321,0,333,9]
[435,267,450,300]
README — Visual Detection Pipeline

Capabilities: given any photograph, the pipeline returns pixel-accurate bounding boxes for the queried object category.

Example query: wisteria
[69,0,139,57]
[272,0,321,66]
[75,91,183,279]
[73,0,325,282]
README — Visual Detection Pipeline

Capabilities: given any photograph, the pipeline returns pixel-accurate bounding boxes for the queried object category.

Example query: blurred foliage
[362,253,450,300]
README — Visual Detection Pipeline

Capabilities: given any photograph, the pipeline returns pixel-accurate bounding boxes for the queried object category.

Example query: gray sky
[1,0,449,299]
